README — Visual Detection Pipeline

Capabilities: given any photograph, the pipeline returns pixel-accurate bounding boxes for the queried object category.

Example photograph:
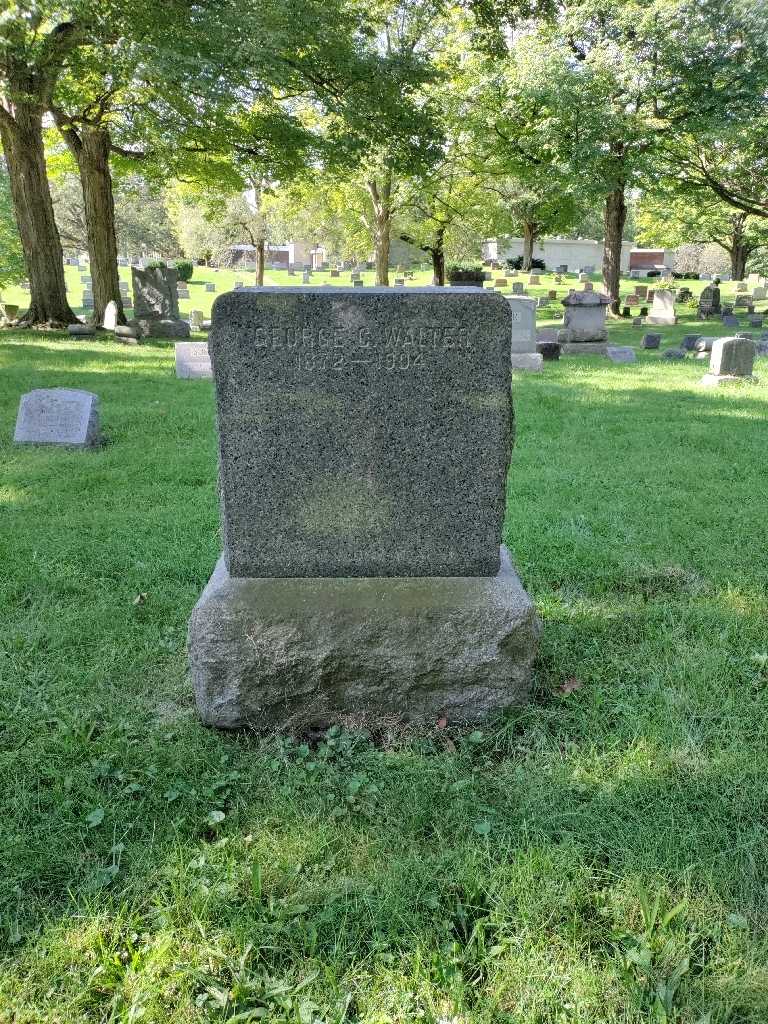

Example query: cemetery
[1,1,768,1021]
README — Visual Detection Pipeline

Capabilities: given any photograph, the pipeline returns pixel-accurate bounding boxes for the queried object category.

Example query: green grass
[2,265,763,339]
[1,332,767,1022]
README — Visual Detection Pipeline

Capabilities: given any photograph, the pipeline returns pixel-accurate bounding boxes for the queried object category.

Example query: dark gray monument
[14,388,99,447]
[188,287,539,731]
[130,266,190,338]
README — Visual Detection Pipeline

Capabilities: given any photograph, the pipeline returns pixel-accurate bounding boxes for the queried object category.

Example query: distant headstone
[548,289,557,299]
[644,288,676,325]
[626,294,639,306]
[330,269,340,278]
[752,286,766,301]
[694,337,714,353]
[189,309,205,329]
[508,295,538,369]
[511,282,525,295]
[681,334,701,351]
[557,264,568,273]
[642,333,661,349]
[103,300,118,331]
[205,282,216,292]
[561,290,610,342]
[663,349,686,360]
[187,286,540,731]
[722,314,739,327]
[131,266,190,338]
[606,346,636,364]
[14,388,99,447]
[701,336,755,385]
[353,279,364,287]
[175,342,212,379]
[528,274,540,285]
[698,285,721,317]
[634,285,648,298]
[578,272,589,282]
[494,278,508,287]
[536,340,561,360]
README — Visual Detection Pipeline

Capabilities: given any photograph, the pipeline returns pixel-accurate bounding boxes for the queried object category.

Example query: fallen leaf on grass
[556,676,582,696]
[132,593,148,606]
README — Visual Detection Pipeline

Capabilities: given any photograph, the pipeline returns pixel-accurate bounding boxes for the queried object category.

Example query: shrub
[175,260,194,282]
[506,256,545,271]
[447,266,485,284]
[144,260,166,270]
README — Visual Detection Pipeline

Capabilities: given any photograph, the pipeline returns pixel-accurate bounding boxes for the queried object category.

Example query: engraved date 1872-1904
[250,322,474,373]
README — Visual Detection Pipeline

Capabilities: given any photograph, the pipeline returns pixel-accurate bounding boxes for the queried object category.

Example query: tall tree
[0,10,85,325]
[0,162,26,305]
[637,190,768,279]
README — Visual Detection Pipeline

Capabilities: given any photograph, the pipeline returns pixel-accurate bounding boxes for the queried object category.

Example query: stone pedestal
[188,548,540,731]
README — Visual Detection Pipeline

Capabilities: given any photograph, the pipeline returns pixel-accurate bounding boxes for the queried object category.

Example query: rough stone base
[700,373,757,386]
[561,342,608,356]
[131,317,191,339]
[509,353,544,372]
[188,547,540,732]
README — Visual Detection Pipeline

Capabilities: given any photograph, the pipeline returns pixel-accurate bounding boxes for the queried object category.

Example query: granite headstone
[14,388,99,447]
[188,287,540,730]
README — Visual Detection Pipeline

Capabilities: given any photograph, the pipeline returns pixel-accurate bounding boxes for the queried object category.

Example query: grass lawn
[1,331,767,1022]
[2,265,764,346]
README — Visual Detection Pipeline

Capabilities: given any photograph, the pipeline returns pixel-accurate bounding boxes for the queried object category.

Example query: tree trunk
[367,172,393,286]
[373,215,391,286]
[602,185,627,315]
[53,114,125,326]
[730,214,748,278]
[0,105,76,326]
[521,221,537,271]
[256,238,265,285]
[79,127,125,325]
[730,247,747,279]
[432,226,446,286]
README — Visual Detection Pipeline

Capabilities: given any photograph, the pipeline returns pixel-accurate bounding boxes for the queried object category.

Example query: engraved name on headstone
[14,388,99,447]
[175,342,212,378]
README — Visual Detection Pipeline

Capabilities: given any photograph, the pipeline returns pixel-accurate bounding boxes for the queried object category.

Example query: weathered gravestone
[175,341,212,379]
[14,388,99,447]
[103,300,119,331]
[644,288,676,325]
[681,334,701,351]
[701,336,756,385]
[131,266,190,338]
[561,290,610,342]
[698,284,721,317]
[205,282,216,293]
[507,295,542,371]
[642,333,661,349]
[606,346,636,364]
[187,287,540,730]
